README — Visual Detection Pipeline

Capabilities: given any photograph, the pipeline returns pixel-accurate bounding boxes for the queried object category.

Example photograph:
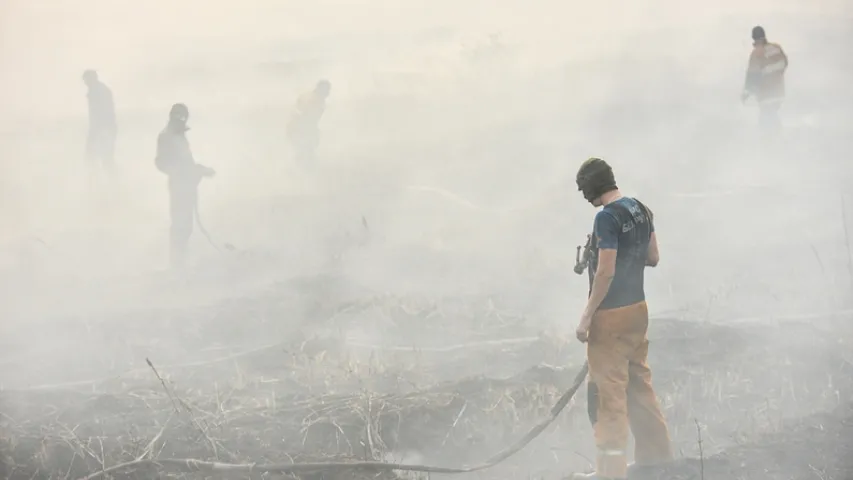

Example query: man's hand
[576,313,593,343]
[198,165,216,178]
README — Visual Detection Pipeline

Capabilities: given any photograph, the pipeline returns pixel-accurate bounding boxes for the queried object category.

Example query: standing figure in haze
[82,70,117,174]
[155,103,216,268]
[286,79,331,166]
[569,158,673,480]
[741,26,788,134]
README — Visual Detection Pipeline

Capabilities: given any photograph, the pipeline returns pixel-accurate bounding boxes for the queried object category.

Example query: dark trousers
[86,126,116,172]
[168,186,197,268]
[288,122,320,166]
[758,101,782,135]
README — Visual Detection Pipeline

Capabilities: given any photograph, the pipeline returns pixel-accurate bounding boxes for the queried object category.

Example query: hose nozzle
[573,234,592,275]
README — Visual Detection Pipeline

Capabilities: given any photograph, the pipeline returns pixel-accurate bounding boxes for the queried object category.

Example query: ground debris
[0,360,581,480]
[2,283,853,480]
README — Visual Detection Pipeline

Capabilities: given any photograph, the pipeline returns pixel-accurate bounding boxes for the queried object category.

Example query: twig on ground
[135,413,174,462]
[146,358,221,459]
[572,451,594,469]
[62,452,77,480]
[842,195,853,293]
[809,244,826,275]
[58,423,103,471]
[439,401,468,448]
[694,419,704,480]
[364,394,378,460]
[145,358,180,414]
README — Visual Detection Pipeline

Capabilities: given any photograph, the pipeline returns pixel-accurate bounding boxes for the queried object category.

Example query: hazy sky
[1,0,851,277]
[4,0,840,118]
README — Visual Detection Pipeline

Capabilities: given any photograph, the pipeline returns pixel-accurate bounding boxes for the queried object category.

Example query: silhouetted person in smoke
[741,26,788,134]
[82,70,117,174]
[155,103,216,268]
[286,79,331,166]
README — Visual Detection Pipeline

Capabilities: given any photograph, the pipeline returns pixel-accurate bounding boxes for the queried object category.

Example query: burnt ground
[1,9,852,480]
[1,273,851,480]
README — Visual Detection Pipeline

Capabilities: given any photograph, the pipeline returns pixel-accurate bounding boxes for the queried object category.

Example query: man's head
[576,157,617,206]
[82,69,98,87]
[168,103,189,128]
[751,26,767,45]
[315,79,331,99]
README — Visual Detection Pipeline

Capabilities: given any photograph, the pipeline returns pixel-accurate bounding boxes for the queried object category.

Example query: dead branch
[842,195,853,292]
[75,362,588,479]
[146,358,223,460]
[695,419,704,480]
[146,358,180,414]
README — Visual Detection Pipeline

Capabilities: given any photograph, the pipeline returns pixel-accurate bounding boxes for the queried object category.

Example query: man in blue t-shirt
[568,158,673,480]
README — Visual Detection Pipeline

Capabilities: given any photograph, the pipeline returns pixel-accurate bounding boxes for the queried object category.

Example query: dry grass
[1,286,852,480]
[0,360,578,479]
[0,293,583,479]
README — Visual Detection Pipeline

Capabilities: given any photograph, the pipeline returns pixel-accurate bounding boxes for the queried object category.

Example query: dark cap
[751,26,766,41]
[169,103,189,120]
[576,157,617,202]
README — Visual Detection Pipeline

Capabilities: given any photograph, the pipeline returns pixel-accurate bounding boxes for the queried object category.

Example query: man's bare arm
[646,231,659,267]
[582,248,616,319]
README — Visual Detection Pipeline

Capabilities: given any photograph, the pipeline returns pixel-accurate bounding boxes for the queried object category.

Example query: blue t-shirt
[587,197,654,310]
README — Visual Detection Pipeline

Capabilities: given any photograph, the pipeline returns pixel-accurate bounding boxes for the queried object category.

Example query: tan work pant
[587,301,673,479]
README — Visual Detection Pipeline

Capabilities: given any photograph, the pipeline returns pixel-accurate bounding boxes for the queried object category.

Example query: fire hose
[79,210,597,478]
[194,202,235,252]
[80,362,589,479]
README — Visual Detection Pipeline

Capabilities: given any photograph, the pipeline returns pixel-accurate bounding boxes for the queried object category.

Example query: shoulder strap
[633,198,653,222]
[632,198,654,235]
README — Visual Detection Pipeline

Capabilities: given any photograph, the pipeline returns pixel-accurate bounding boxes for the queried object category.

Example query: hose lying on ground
[193,202,235,252]
[79,362,589,479]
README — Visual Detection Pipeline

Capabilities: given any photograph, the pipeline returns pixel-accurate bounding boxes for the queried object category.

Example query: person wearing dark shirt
[82,70,117,173]
[569,158,672,480]
[741,26,788,134]
[286,79,331,166]
[155,103,216,268]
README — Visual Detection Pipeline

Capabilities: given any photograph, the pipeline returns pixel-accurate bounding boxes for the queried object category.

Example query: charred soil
[1,275,851,480]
